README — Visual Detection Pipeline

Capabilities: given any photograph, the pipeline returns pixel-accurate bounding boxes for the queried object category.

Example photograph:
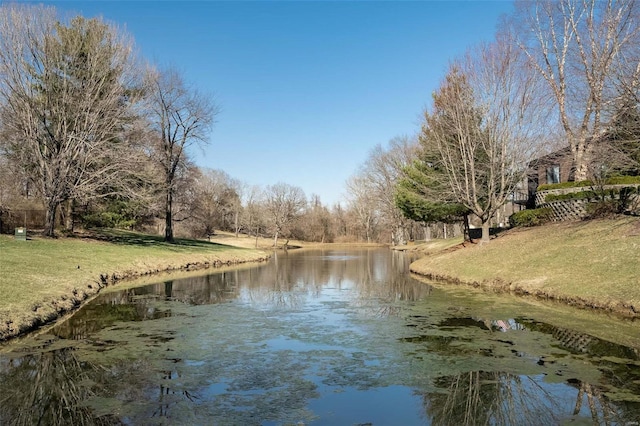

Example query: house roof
[528,146,571,168]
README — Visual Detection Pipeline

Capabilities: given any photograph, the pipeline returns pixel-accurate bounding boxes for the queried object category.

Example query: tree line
[0,4,333,244]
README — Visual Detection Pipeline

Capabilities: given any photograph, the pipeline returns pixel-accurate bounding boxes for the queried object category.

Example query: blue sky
[45,1,513,206]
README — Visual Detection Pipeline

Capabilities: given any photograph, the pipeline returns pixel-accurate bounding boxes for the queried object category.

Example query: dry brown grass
[411,217,640,316]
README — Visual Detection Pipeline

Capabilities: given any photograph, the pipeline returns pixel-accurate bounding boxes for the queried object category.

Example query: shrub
[509,208,553,227]
[81,211,136,229]
[537,180,592,191]
[605,176,640,185]
[537,176,640,192]
[585,200,619,219]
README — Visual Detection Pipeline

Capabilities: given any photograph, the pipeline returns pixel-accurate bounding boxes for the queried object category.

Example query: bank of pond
[1,248,639,425]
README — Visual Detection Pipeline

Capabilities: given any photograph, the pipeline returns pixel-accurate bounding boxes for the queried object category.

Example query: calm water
[1,248,640,425]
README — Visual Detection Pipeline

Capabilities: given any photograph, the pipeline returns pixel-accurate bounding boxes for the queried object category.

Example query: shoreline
[0,248,270,342]
[408,217,640,320]
[409,268,640,319]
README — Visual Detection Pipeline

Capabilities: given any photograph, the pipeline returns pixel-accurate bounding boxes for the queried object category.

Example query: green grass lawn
[0,229,268,340]
[411,217,640,315]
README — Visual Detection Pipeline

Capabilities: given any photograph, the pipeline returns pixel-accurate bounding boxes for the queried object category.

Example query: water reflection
[424,371,559,426]
[0,348,122,425]
[0,248,639,425]
[405,313,640,424]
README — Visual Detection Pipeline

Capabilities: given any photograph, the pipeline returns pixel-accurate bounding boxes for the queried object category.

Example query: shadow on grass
[76,229,235,251]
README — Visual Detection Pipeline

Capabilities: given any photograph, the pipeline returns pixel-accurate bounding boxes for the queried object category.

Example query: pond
[1,248,640,425]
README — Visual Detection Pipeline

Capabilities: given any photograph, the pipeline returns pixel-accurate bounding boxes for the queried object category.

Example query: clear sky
[44,1,513,206]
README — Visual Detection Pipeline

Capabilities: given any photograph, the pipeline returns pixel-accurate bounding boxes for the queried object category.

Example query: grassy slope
[403,236,465,255]
[0,230,268,340]
[411,217,640,315]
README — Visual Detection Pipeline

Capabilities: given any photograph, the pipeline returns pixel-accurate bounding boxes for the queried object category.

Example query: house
[525,147,574,208]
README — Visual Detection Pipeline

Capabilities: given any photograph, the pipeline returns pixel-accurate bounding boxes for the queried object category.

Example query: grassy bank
[410,217,640,317]
[0,230,269,341]
[394,236,465,254]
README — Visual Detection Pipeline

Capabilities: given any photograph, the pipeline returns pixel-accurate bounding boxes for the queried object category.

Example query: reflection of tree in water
[424,371,559,426]
[236,249,430,310]
[73,249,431,314]
[0,346,202,424]
[521,319,640,423]
[158,272,240,305]
[241,254,309,309]
[346,249,433,317]
[0,348,121,425]
[411,315,640,425]
[55,272,245,340]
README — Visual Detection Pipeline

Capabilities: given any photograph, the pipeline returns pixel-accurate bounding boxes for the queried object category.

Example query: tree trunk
[165,188,174,242]
[64,199,74,233]
[463,215,471,242]
[255,225,259,248]
[573,146,588,181]
[273,231,279,249]
[43,198,58,237]
[481,221,491,243]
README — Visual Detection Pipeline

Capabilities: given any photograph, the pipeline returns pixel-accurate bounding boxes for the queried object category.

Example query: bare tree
[348,136,417,245]
[424,37,544,242]
[263,182,306,248]
[301,194,334,243]
[144,67,218,242]
[508,0,640,181]
[240,184,265,247]
[0,5,143,236]
[190,168,241,237]
[345,175,379,243]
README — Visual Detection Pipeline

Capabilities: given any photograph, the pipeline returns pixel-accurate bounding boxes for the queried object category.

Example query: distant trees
[190,169,241,238]
[345,175,379,243]
[0,5,143,236]
[143,67,218,242]
[239,185,265,244]
[346,137,417,245]
[263,183,306,248]
[303,194,334,243]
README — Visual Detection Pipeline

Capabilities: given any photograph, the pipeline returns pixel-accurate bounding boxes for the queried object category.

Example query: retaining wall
[535,184,640,222]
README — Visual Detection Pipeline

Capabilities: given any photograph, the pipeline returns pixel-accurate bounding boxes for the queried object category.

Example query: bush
[537,180,592,191]
[537,176,640,192]
[585,200,619,219]
[604,176,640,185]
[584,186,640,218]
[509,208,553,227]
[81,211,136,229]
